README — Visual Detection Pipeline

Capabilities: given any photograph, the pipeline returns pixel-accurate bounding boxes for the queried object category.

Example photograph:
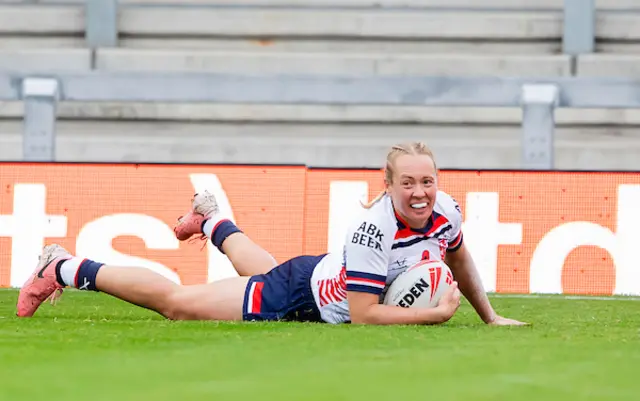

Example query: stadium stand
[0,0,640,169]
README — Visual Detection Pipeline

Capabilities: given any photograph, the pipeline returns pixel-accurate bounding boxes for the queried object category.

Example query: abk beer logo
[351,222,384,251]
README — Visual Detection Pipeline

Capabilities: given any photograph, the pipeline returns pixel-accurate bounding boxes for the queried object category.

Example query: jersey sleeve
[341,212,395,296]
[438,191,464,253]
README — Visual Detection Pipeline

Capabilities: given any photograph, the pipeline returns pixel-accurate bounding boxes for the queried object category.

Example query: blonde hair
[362,142,437,209]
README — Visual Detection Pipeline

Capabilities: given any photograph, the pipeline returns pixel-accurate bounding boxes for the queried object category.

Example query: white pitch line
[490,293,640,302]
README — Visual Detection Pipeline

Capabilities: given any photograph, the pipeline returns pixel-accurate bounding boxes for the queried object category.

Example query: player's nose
[412,187,427,197]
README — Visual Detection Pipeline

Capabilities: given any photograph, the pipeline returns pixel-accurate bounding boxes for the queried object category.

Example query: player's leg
[17,244,249,320]
[216,230,278,275]
[96,266,249,320]
[174,191,278,276]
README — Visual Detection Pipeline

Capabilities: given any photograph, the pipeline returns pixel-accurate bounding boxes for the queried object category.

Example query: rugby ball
[383,260,454,308]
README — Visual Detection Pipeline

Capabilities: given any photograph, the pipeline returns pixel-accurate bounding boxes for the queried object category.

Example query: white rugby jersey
[309,191,463,324]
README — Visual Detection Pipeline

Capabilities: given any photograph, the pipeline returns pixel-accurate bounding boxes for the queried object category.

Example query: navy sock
[75,259,104,291]
[54,260,66,287]
[204,219,242,254]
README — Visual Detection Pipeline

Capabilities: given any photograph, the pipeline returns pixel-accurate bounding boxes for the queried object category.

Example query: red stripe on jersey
[394,211,451,240]
[346,277,385,286]
[327,279,336,303]
[330,280,345,303]
[393,211,424,239]
[449,231,463,247]
[426,215,450,237]
[394,227,420,240]
[319,280,330,306]
[318,268,348,307]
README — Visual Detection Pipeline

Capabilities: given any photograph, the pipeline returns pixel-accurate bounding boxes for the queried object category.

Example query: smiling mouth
[410,203,427,209]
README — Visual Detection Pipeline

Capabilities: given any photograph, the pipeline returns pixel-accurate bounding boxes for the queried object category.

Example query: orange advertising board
[0,163,638,296]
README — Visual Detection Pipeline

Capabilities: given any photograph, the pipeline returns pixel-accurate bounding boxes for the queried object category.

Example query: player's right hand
[435,281,461,323]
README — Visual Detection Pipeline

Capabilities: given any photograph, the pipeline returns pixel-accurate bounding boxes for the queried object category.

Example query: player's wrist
[481,310,498,324]
[418,305,449,325]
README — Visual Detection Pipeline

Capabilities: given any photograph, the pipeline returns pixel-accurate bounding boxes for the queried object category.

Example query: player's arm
[347,285,460,325]
[342,217,458,325]
[442,195,497,324]
[444,241,496,324]
[443,196,527,326]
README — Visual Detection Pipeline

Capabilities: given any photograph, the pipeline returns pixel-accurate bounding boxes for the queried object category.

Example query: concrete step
[5,102,640,127]
[578,54,640,77]
[11,0,635,11]
[3,120,640,170]
[0,4,82,34]
[96,49,571,76]
[0,49,91,72]
[119,8,562,39]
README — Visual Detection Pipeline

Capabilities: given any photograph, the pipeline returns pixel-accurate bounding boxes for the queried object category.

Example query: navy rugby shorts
[242,254,327,322]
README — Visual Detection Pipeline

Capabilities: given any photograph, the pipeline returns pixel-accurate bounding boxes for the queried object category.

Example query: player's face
[388,154,438,228]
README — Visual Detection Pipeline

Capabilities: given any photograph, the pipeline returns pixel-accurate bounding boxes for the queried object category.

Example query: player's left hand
[487,315,529,326]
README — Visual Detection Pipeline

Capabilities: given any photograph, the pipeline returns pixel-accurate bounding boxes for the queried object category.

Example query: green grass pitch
[0,289,638,401]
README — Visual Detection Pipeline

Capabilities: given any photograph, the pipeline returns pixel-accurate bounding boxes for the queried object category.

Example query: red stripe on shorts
[251,282,264,314]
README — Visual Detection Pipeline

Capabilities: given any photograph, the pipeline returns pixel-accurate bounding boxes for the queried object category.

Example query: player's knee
[162,291,194,321]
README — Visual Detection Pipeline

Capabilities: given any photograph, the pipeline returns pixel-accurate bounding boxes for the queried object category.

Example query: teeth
[411,203,427,209]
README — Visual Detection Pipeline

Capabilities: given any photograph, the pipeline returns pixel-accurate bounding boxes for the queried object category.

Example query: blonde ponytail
[362,190,387,209]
